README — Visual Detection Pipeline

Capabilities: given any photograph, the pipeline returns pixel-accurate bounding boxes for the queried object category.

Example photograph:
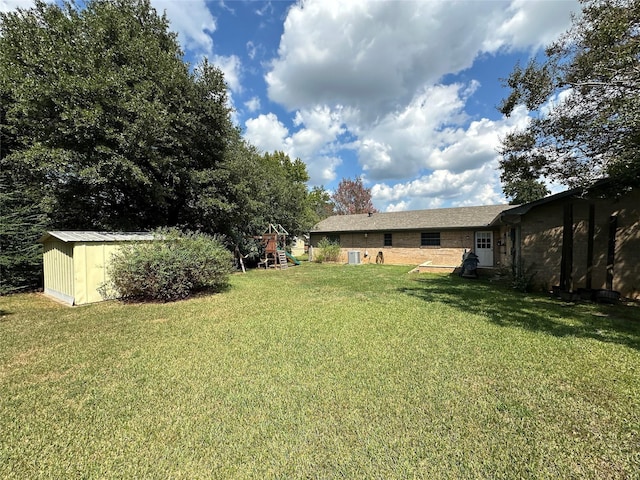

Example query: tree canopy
[306,185,334,224]
[331,177,378,215]
[0,0,313,292]
[499,0,640,201]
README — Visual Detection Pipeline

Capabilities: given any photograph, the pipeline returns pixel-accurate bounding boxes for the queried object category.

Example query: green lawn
[1,263,639,479]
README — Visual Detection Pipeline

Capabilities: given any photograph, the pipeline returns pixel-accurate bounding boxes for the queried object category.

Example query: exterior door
[475,231,493,267]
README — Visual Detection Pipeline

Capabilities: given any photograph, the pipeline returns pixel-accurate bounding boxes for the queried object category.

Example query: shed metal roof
[39,231,156,243]
[311,204,511,233]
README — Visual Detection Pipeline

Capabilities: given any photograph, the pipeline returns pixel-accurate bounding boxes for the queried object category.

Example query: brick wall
[518,189,639,299]
[310,229,501,267]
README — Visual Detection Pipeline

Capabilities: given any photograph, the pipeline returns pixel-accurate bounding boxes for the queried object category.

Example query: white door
[475,231,493,267]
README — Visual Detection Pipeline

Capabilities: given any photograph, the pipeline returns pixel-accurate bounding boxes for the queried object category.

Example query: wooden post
[586,204,595,289]
[509,227,517,276]
[606,215,617,290]
[560,202,573,292]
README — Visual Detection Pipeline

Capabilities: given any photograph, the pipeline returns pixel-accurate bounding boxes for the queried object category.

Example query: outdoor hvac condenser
[348,251,361,265]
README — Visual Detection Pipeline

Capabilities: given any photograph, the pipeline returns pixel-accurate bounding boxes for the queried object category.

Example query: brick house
[494,182,639,300]
[309,204,512,272]
[310,183,639,299]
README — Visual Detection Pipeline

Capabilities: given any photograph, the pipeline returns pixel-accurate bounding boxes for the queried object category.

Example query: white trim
[475,231,494,267]
[44,288,74,305]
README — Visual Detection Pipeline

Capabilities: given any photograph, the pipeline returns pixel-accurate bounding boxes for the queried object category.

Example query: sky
[1,0,582,211]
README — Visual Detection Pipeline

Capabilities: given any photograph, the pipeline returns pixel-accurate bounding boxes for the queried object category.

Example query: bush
[510,259,537,293]
[103,229,233,302]
[314,238,342,263]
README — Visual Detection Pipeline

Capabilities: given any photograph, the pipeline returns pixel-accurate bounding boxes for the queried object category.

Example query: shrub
[510,259,537,293]
[314,238,342,263]
[103,229,233,302]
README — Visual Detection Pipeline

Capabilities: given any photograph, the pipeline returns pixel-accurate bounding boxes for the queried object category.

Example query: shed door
[475,231,493,267]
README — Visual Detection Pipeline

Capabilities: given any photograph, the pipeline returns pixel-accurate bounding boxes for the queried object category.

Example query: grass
[1,263,639,479]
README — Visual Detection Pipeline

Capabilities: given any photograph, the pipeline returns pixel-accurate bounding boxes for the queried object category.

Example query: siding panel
[43,240,74,304]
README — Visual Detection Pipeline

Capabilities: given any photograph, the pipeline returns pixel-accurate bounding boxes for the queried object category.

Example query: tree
[252,150,311,237]
[0,0,205,230]
[503,179,550,205]
[0,170,47,294]
[331,177,378,215]
[0,0,234,291]
[0,0,316,292]
[499,0,640,199]
[306,185,334,224]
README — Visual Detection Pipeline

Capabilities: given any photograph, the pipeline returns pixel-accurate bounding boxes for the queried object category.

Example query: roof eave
[311,224,500,234]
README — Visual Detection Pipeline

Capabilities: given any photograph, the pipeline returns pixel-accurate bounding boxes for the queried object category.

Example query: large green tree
[252,150,312,237]
[499,0,640,200]
[0,0,232,231]
[1,0,304,292]
[306,185,334,224]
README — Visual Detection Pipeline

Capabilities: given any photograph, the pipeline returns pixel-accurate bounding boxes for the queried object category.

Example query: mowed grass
[1,263,639,479]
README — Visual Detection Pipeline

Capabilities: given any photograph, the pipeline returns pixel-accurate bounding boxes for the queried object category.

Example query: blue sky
[2,0,582,211]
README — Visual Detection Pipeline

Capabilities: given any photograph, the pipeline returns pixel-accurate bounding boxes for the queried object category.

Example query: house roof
[39,231,156,243]
[311,204,511,233]
[497,188,582,220]
[491,178,628,225]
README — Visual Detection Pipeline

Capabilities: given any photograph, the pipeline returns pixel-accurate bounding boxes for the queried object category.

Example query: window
[421,232,440,246]
[326,235,340,244]
[384,233,392,246]
[476,232,491,249]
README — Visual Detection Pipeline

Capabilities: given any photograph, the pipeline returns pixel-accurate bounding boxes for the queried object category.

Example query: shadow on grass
[400,275,640,351]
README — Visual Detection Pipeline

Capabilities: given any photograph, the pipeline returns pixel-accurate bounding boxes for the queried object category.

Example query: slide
[285,251,301,265]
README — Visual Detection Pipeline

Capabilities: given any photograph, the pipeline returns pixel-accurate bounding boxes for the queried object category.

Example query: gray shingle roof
[311,204,511,233]
[39,231,156,243]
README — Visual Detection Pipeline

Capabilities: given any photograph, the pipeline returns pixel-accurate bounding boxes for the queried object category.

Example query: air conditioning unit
[348,251,361,265]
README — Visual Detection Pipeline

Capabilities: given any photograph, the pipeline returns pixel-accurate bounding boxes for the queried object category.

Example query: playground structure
[257,224,300,269]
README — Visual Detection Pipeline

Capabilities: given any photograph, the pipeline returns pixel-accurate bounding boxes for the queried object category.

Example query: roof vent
[368,212,373,217]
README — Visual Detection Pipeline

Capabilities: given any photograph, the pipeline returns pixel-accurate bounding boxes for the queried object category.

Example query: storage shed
[39,231,155,305]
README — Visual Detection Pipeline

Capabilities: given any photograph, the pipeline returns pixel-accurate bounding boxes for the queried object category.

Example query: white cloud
[539,87,574,118]
[289,106,345,155]
[218,0,235,15]
[426,117,514,173]
[258,0,580,207]
[244,96,261,113]
[371,163,507,212]
[151,1,242,94]
[484,0,579,53]
[244,107,348,184]
[353,85,531,182]
[212,54,242,93]
[306,155,342,185]
[0,0,36,12]
[380,101,527,206]
[355,83,472,180]
[246,41,257,60]
[244,113,289,153]
[255,2,274,17]
[266,0,578,121]
[151,0,216,56]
